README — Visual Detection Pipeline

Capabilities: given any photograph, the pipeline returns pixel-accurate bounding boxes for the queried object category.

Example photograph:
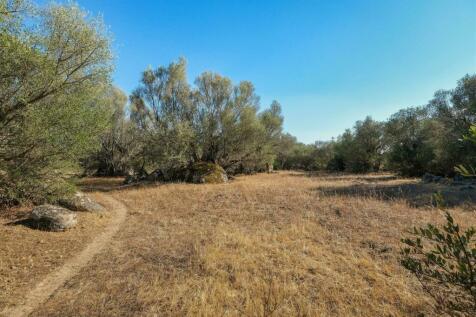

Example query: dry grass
[0,193,113,310]
[18,172,475,316]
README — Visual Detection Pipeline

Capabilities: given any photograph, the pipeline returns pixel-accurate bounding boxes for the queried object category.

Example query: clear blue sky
[72,0,475,143]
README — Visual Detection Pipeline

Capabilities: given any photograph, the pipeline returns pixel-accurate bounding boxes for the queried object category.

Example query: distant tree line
[275,74,476,177]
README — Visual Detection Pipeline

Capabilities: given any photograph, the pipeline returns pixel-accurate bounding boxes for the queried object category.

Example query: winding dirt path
[0,194,127,317]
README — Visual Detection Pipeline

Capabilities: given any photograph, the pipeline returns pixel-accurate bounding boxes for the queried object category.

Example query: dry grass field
[0,193,113,310]
[1,172,476,316]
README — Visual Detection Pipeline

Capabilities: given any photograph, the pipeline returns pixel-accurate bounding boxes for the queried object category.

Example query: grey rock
[59,192,104,212]
[30,205,77,231]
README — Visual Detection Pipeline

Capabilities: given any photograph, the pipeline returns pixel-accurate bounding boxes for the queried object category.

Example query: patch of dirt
[0,193,127,316]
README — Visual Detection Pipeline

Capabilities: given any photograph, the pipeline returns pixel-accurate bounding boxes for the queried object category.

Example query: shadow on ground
[315,181,476,209]
[77,177,134,193]
[289,172,399,183]
[5,218,51,231]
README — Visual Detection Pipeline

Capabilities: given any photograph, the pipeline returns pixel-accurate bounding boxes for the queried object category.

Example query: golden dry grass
[17,172,475,316]
[0,192,113,310]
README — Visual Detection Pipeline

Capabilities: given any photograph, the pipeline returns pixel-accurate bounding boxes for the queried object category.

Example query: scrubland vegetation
[1,1,476,316]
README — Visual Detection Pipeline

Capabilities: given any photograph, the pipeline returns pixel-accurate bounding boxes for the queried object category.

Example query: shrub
[401,212,476,314]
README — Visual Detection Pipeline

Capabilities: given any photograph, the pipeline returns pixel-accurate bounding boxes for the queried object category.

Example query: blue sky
[72,0,475,143]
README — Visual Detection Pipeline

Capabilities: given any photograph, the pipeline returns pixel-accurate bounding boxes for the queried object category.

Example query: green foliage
[401,212,476,314]
[455,124,476,177]
[128,59,284,176]
[383,107,435,176]
[275,116,383,173]
[0,1,113,205]
[275,74,476,177]
[83,86,138,176]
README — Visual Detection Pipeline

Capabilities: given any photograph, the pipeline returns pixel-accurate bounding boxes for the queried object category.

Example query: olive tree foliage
[383,107,435,176]
[456,124,476,176]
[128,59,284,176]
[129,58,195,174]
[276,74,476,176]
[82,87,137,176]
[384,75,476,176]
[401,211,476,314]
[0,0,113,205]
[276,117,383,173]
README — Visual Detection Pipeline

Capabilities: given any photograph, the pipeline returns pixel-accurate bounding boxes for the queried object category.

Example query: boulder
[59,192,105,212]
[190,162,228,184]
[30,205,77,231]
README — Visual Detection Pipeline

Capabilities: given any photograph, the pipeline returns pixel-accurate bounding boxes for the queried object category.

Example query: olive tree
[0,1,113,205]
[129,59,284,177]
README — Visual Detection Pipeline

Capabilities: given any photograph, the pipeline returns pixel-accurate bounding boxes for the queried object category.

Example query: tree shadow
[315,182,476,209]
[77,177,128,192]
[288,172,399,183]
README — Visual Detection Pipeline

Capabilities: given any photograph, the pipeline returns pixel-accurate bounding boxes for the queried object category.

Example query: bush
[401,212,476,314]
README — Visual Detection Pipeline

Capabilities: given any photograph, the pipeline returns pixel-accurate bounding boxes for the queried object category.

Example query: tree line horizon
[1,1,475,207]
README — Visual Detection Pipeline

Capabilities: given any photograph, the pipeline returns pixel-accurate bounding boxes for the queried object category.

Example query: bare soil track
[0,194,128,317]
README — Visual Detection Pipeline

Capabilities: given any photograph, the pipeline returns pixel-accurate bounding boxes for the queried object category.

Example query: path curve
[1,194,127,317]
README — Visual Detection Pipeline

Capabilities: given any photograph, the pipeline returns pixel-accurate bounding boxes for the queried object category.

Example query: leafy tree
[0,1,113,205]
[383,107,435,176]
[128,59,284,177]
[348,116,383,172]
[274,74,475,177]
[83,87,138,176]
[129,58,194,174]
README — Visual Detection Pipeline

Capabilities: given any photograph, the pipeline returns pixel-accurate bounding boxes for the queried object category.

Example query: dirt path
[0,194,127,317]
